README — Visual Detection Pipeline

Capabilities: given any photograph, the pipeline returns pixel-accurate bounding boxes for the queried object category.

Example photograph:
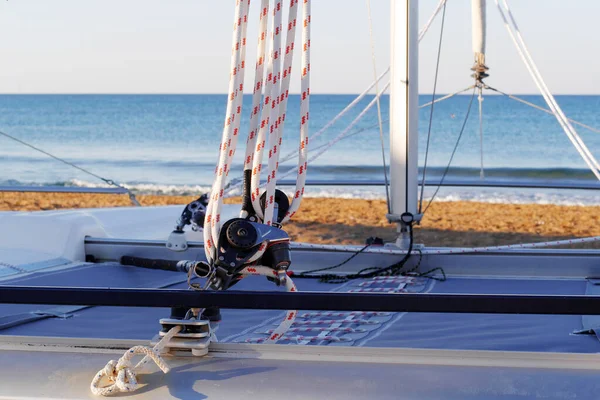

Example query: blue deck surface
[1,262,599,353]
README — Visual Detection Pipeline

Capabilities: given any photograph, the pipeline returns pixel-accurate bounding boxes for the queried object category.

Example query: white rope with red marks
[240,265,298,342]
[252,0,286,224]
[91,326,181,396]
[264,0,301,225]
[205,0,311,262]
[241,0,270,220]
[204,0,251,262]
[250,0,310,225]
[248,0,280,221]
[281,0,310,224]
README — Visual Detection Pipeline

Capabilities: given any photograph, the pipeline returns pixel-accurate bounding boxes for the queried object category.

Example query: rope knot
[116,358,133,372]
[102,360,118,380]
[91,326,182,396]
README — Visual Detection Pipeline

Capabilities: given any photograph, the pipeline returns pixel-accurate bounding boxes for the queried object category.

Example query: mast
[389,0,419,247]
[471,0,488,179]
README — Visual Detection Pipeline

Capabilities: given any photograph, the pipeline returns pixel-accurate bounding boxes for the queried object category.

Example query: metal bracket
[166,230,188,252]
[385,213,423,249]
[152,318,212,356]
[385,213,423,225]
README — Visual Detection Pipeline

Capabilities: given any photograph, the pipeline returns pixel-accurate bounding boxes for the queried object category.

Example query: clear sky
[0,0,598,94]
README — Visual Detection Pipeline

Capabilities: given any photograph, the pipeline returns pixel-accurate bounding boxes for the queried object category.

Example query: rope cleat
[152,318,212,356]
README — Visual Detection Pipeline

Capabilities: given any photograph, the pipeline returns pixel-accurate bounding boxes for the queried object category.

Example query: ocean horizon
[1,93,599,205]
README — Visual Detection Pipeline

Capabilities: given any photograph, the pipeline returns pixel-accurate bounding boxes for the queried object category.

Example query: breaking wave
[2,178,600,206]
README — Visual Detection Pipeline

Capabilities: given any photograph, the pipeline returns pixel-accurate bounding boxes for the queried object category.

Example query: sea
[1,93,600,205]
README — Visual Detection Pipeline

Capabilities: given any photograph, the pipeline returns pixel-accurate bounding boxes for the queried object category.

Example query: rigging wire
[224,82,469,198]
[225,120,392,197]
[224,81,469,198]
[309,120,388,153]
[268,82,391,186]
[366,0,391,214]
[419,0,448,42]
[484,85,600,135]
[495,0,600,180]
[418,85,475,109]
[419,1,447,214]
[0,129,140,206]
[279,68,390,166]
[422,87,477,215]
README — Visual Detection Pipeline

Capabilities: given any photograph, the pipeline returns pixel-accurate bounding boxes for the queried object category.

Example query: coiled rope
[90,325,181,396]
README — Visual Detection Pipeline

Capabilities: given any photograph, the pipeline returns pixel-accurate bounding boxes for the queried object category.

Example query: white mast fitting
[471,0,487,76]
[389,0,419,248]
[472,0,488,179]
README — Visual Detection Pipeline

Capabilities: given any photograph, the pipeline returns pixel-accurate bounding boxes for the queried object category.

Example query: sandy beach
[1,192,599,248]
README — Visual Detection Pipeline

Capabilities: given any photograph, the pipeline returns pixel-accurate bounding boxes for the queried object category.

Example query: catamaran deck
[1,206,600,399]
[1,260,599,353]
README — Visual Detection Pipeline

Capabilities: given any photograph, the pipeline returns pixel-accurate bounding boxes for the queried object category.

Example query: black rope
[399,249,446,282]
[0,129,140,206]
[419,1,447,214]
[293,228,415,283]
[422,87,477,215]
[293,234,445,284]
[297,244,371,276]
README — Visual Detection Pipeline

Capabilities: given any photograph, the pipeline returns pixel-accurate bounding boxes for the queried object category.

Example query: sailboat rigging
[1,1,600,399]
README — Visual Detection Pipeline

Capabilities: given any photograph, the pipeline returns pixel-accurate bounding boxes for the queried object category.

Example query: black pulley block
[259,189,290,224]
[214,218,292,289]
[175,193,210,231]
[226,219,258,249]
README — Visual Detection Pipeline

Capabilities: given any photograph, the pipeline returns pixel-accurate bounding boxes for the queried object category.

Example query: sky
[0,0,598,95]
